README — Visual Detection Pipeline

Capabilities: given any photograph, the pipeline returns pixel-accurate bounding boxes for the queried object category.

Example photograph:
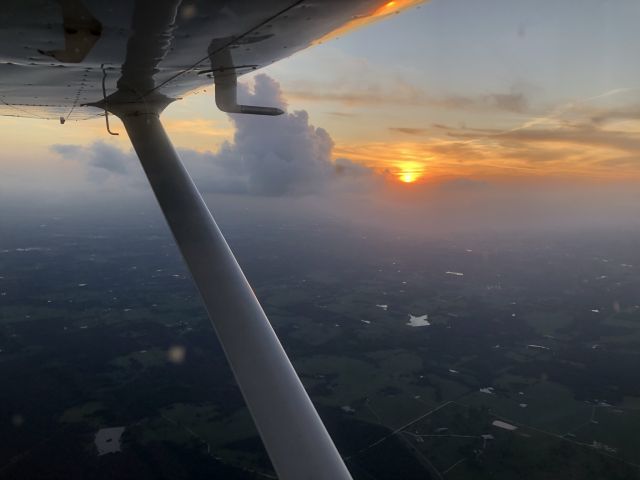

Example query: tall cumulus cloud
[52,74,364,196]
[193,74,335,195]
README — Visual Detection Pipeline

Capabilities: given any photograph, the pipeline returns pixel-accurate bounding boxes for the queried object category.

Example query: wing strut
[104,93,352,480]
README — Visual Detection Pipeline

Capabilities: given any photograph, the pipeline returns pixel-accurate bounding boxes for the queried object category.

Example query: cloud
[185,74,337,196]
[389,127,431,136]
[326,111,358,118]
[50,144,83,158]
[336,112,640,180]
[591,110,640,125]
[332,157,381,192]
[495,126,640,153]
[86,141,131,175]
[287,76,530,114]
[442,122,640,167]
[51,75,374,196]
[52,73,640,195]
[410,108,640,177]
[485,92,528,113]
[51,140,135,183]
[436,177,489,190]
[289,86,529,113]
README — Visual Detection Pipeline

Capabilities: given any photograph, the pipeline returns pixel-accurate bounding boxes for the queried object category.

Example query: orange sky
[3,91,640,192]
[2,1,640,191]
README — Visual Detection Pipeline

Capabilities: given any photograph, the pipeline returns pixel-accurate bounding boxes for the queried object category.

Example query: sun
[398,165,422,183]
[400,172,418,183]
[393,160,424,184]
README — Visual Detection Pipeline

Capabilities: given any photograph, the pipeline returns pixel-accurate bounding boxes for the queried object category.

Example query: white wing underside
[0,0,411,121]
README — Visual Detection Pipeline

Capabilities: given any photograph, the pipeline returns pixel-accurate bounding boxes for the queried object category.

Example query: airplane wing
[0,1,423,479]
[0,0,420,121]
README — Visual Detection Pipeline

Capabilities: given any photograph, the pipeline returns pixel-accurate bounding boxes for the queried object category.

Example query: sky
[2,0,640,235]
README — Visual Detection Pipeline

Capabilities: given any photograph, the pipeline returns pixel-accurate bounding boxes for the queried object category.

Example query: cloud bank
[52,74,370,196]
[47,74,640,238]
[188,75,335,195]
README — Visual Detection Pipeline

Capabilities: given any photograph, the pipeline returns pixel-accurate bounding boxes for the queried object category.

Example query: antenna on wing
[214,71,284,116]
[209,45,284,116]
[100,64,119,136]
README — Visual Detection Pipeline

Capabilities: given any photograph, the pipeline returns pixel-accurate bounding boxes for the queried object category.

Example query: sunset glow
[3,1,640,193]
[399,171,418,183]
[396,161,424,183]
[311,0,424,45]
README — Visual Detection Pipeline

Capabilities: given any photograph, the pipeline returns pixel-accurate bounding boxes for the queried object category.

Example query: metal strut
[105,94,352,480]
[100,65,119,136]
